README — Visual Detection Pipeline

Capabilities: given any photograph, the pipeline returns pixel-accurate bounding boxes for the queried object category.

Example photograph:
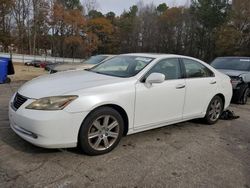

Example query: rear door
[181,58,217,118]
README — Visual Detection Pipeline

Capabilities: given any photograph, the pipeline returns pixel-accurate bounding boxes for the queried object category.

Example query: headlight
[26,95,78,110]
[230,77,242,88]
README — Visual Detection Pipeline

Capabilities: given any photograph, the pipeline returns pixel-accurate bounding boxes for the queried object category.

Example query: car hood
[54,63,94,71]
[18,70,124,99]
[216,69,249,77]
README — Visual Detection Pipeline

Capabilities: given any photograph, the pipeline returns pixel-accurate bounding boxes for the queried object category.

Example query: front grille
[13,93,28,110]
[230,76,240,80]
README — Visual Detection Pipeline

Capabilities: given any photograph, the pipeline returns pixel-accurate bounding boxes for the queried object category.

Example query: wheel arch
[215,93,225,109]
[204,93,226,115]
[79,104,129,137]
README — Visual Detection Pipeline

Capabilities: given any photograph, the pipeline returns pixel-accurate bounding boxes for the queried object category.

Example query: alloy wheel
[208,99,222,121]
[88,115,119,151]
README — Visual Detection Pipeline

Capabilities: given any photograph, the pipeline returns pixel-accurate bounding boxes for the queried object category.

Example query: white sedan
[9,54,232,155]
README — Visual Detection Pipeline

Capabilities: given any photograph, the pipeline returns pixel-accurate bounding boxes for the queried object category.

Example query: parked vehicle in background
[211,57,250,104]
[44,62,62,71]
[50,55,114,74]
[9,54,232,155]
[24,60,41,66]
[38,61,53,68]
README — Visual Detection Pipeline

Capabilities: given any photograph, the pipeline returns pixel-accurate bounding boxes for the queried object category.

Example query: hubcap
[208,99,222,121]
[88,115,119,151]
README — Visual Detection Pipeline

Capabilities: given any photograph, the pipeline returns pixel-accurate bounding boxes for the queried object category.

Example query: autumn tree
[50,0,86,57]
[31,0,50,55]
[216,0,250,56]
[159,7,188,54]
[1,0,249,61]
[11,0,31,53]
[87,17,115,54]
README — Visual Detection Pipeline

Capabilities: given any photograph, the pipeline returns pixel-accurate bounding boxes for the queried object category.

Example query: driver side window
[144,58,181,81]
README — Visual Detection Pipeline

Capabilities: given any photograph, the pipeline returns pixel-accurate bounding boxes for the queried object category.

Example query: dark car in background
[24,60,41,66]
[211,57,250,104]
[50,55,114,74]
[34,61,43,67]
[38,61,53,68]
[44,61,63,71]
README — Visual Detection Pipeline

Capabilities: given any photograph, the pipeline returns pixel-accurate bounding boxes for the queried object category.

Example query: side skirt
[127,115,204,135]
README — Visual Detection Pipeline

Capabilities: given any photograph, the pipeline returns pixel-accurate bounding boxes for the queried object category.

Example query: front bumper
[9,98,88,149]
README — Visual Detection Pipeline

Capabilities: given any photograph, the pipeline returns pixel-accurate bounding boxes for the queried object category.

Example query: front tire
[204,96,223,125]
[78,107,124,155]
[233,84,249,104]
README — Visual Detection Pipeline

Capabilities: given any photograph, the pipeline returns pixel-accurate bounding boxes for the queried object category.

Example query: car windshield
[84,55,108,65]
[89,56,154,77]
[211,57,250,71]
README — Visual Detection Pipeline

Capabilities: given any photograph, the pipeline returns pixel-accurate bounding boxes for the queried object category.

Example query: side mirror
[145,73,165,87]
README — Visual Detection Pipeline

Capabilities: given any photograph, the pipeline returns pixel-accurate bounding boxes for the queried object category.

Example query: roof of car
[216,56,250,59]
[95,54,114,57]
[122,53,195,59]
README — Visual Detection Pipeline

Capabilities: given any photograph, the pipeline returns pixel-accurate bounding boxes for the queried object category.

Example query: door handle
[210,81,217,84]
[176,84,185,89]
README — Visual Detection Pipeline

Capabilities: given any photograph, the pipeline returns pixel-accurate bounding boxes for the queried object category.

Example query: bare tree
[83,0,98,14]
[12,0,31,53]
[0,0,13,51]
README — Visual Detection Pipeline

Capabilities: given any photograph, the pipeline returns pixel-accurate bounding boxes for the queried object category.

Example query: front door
[134,58,186,129]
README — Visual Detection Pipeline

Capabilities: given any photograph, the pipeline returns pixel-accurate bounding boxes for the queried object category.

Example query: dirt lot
[0,64,249,187]
[8,63,47,82]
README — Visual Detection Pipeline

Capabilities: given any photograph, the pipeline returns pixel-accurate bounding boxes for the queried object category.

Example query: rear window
[211,58,250,71]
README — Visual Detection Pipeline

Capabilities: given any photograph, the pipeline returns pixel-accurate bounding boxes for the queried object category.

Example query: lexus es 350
[9,54,232,155]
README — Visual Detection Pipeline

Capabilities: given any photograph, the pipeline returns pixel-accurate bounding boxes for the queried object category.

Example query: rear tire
[240,87,249,105]
[78,107,124,155]
[204,96,223,125]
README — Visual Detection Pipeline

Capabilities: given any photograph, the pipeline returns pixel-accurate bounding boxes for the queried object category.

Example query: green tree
[156,3,168,14]
[118,5,139,52]
[88,10,104,19]
[190,0,230,60]
[106,11,115,23]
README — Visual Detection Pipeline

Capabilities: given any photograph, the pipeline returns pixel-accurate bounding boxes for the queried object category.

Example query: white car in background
[50,54,114,73]
[9,54,232,155]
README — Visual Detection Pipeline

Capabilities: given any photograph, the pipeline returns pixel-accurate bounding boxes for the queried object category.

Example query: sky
[96,0,188,15]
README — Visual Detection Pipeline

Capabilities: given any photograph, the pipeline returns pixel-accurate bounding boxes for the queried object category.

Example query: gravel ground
[0,65,249,188]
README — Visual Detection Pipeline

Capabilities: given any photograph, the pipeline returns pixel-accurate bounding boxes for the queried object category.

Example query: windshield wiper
[86,70,128,78]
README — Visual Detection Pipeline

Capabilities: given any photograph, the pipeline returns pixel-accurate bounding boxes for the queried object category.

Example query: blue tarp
[0,57,14,84]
